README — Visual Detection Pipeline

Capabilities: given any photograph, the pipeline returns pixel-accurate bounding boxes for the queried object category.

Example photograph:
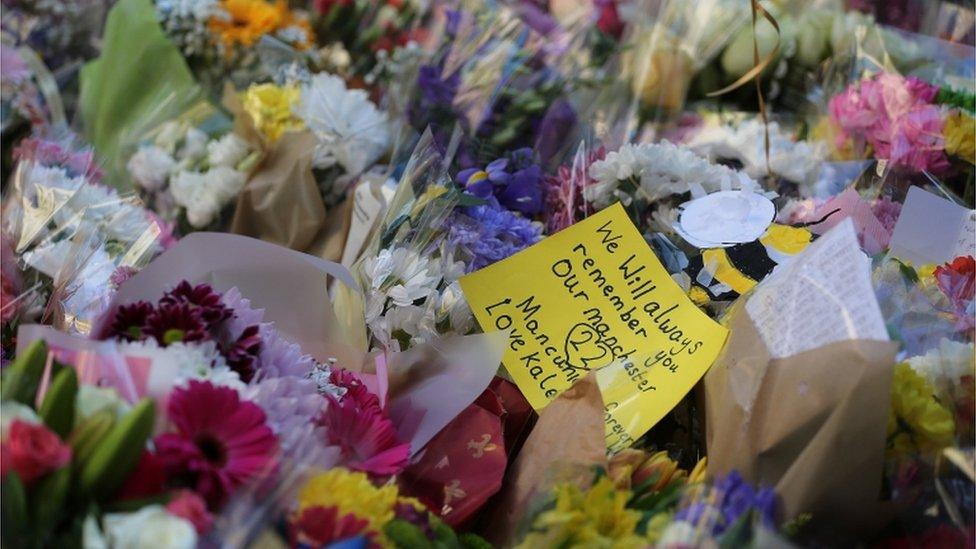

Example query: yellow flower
[517,477,647,549]
[241,83,304,142]
[888,362,955,457]
[944,110,975,164]
[811,117,859,160]
[296,468,399,534]
[609,449,687,492]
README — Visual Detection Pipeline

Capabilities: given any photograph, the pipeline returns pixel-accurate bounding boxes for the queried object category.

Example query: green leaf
[79,399,155,501]
[2,473,30,544]
[78,0,203,190]
[31,466,72,531]
[384,519,432,549]
[38,367,78,439]
[1,339,50,406]
[458,533,493,549]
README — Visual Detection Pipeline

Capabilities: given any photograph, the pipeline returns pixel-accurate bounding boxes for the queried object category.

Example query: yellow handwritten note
[459,203,728,452]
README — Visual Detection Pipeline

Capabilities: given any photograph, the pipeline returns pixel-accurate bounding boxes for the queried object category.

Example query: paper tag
[460,203,728,452]
[746,219,889,359]
[889,186,975,265]
[341,174,396,267]
[809,188,890,255]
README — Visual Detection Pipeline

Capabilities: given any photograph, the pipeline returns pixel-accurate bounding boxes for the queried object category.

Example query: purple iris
[456,148,544,215]
[674,471,778,536]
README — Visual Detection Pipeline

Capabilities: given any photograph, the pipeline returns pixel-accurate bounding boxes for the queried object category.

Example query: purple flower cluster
[458,148,545,215]
[102,281,263,382]
[674,471,778,536]
[448,197,543,272]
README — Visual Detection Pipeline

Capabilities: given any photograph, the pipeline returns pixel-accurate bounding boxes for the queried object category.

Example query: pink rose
[166,489,214,534]
[2,420,71,486]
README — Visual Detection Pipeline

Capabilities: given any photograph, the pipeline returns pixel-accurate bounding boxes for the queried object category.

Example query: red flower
[167,489,214,534]
[595,0,625,39]
[1,420,71,486]
[106,301,155,341]
[321,395,409,477]
[114,450,168,501]
[160,282,232,327]
[313,0,354,14]
[223,325,262,383]
[143,303,210,346]
[288,505,374,547]
[155,381,278,508]
[934,256,975,333]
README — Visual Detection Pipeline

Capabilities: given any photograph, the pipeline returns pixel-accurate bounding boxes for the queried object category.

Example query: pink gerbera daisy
[320,394,409,477]
[155,380,278,508]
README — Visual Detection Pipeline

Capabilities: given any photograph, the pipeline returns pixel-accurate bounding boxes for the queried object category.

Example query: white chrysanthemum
[206,133,251,168]
[128,145,176,191]
[363,247,442,307]
[295,73,390,174]
[121,340,246,395]
[437,281,474,335]
[101,506,197,549]
[686,120,825,187]
[585,141,763,208]
[907,339,976,388]
[371,303,437,352]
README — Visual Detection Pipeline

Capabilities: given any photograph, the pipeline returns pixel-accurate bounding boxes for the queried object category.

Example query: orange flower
[210,0,295,48]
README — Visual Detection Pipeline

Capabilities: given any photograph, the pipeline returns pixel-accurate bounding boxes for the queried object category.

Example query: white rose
[75,385,131,425]
[101,506,197,549]
[127,146,175,191]
[0,402,41,439]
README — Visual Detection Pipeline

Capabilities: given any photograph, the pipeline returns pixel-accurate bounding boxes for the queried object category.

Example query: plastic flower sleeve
[622,0,748,119]
[2,131,167,341]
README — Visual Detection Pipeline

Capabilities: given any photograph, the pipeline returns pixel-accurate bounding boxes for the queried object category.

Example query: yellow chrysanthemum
[811,117,859,160]
[944,110,975,165]
[210,0,284,47]
[297,469,399,534]
[517,477,647,549]
[241,83,304,142]
[888,362,956,457]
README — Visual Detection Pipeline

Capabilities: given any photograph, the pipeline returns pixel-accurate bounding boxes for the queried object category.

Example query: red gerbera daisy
[155,380,278,508]
[288,505,375,547]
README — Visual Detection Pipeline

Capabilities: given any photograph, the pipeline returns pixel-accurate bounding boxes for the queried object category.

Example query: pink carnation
[829,74,948,173]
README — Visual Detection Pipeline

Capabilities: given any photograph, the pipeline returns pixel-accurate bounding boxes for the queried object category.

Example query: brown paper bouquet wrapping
[223,87,352,262]
[704,305,899,540]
